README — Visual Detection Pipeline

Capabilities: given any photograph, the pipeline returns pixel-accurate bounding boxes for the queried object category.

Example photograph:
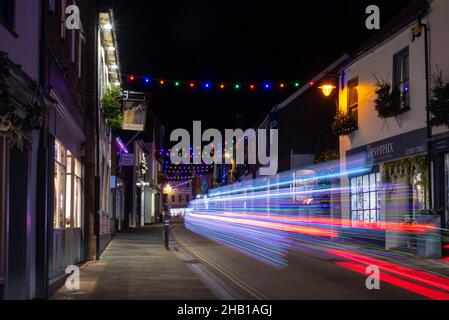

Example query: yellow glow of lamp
[319,84,336,97]
[164,184,172,194]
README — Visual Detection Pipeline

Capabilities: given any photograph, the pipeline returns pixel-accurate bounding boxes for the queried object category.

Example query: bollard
[164,217,170,250]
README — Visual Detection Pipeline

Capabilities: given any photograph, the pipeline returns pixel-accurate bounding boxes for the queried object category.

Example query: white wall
[429,0,449,136]
[167,181,193,208]
[339,19,427,221]
[340,25,427,152]
[0,0,40,80]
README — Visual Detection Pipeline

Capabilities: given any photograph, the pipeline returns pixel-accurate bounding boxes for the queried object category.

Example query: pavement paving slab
[51,225,217,300]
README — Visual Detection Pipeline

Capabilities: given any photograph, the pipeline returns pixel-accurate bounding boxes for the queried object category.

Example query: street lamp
[101,23,113,30]
[319,84,336,97]
[164,184,172,193]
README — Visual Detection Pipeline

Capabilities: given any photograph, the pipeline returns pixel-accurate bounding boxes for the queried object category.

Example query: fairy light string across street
[121,73,308,92]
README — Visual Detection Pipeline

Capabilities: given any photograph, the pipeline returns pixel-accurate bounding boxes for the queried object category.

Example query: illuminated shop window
[54,140,83,229]
[350,172,381,224]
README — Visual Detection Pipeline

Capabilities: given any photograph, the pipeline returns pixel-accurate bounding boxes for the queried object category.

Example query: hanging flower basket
[332,111,357,136]
[315,149,340,164]
[374,79,407,119]
[103,86,123,130]
[428,70,449,128]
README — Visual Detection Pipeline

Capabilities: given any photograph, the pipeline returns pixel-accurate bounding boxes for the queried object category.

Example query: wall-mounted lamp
[319,84,336,97]
[101,23,113,30]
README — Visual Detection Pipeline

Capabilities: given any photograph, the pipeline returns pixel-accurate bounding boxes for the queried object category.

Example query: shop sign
[122,100,148,132]
[433,138,449,153]
[347,128,427,165]
[110,176,117,189]
[120,154,135,167]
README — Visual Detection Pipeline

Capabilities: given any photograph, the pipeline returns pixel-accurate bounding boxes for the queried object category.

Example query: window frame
[54,140,83,229]
[393,46,410,110]
[350,172,381,225]
[49,0,56,13]
[0,0,16,35]
[54,141,67,229]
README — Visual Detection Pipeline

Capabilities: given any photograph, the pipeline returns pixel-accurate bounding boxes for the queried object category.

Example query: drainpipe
[419,17,433,210]
[95,17,101,261]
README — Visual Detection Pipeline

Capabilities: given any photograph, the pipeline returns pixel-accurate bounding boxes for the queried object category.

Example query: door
[0,137,7,298]
[445,154,449,228]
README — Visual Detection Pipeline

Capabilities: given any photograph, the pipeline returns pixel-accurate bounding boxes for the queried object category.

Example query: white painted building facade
[428,0,449,232]
[338,0,449,253]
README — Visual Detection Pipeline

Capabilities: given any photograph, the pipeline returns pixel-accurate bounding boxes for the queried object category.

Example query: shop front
[433,134,449,229]
[50,139,84,280]
[48,89,86,284]
[0,54,52,299]
[346,128,430,250]
[432,133,449,256]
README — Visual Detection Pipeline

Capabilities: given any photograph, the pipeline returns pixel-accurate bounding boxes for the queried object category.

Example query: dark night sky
[105,0,411,133]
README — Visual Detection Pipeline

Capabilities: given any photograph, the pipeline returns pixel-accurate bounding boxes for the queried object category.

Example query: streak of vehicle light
[329,249,449,293]
[189,213,338,237]
[335,262,449,300]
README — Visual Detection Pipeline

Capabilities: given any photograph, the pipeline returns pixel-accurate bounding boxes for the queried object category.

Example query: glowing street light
[101,23,113,30]
[164,184,172,194]
[319,84,336,97]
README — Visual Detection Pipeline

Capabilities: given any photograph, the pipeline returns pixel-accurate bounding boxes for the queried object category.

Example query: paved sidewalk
[52,225,216,300]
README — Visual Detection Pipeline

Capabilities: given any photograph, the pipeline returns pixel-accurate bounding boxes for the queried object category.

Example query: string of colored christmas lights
[159,147,214,181]
[119,72,316,91]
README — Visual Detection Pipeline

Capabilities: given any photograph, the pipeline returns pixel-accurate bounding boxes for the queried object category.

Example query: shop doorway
[0,137,7,299]
[445,154,449,229]
[136,186,142,227]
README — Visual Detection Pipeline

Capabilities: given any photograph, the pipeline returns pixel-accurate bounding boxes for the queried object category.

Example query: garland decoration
[381,155,427,185]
